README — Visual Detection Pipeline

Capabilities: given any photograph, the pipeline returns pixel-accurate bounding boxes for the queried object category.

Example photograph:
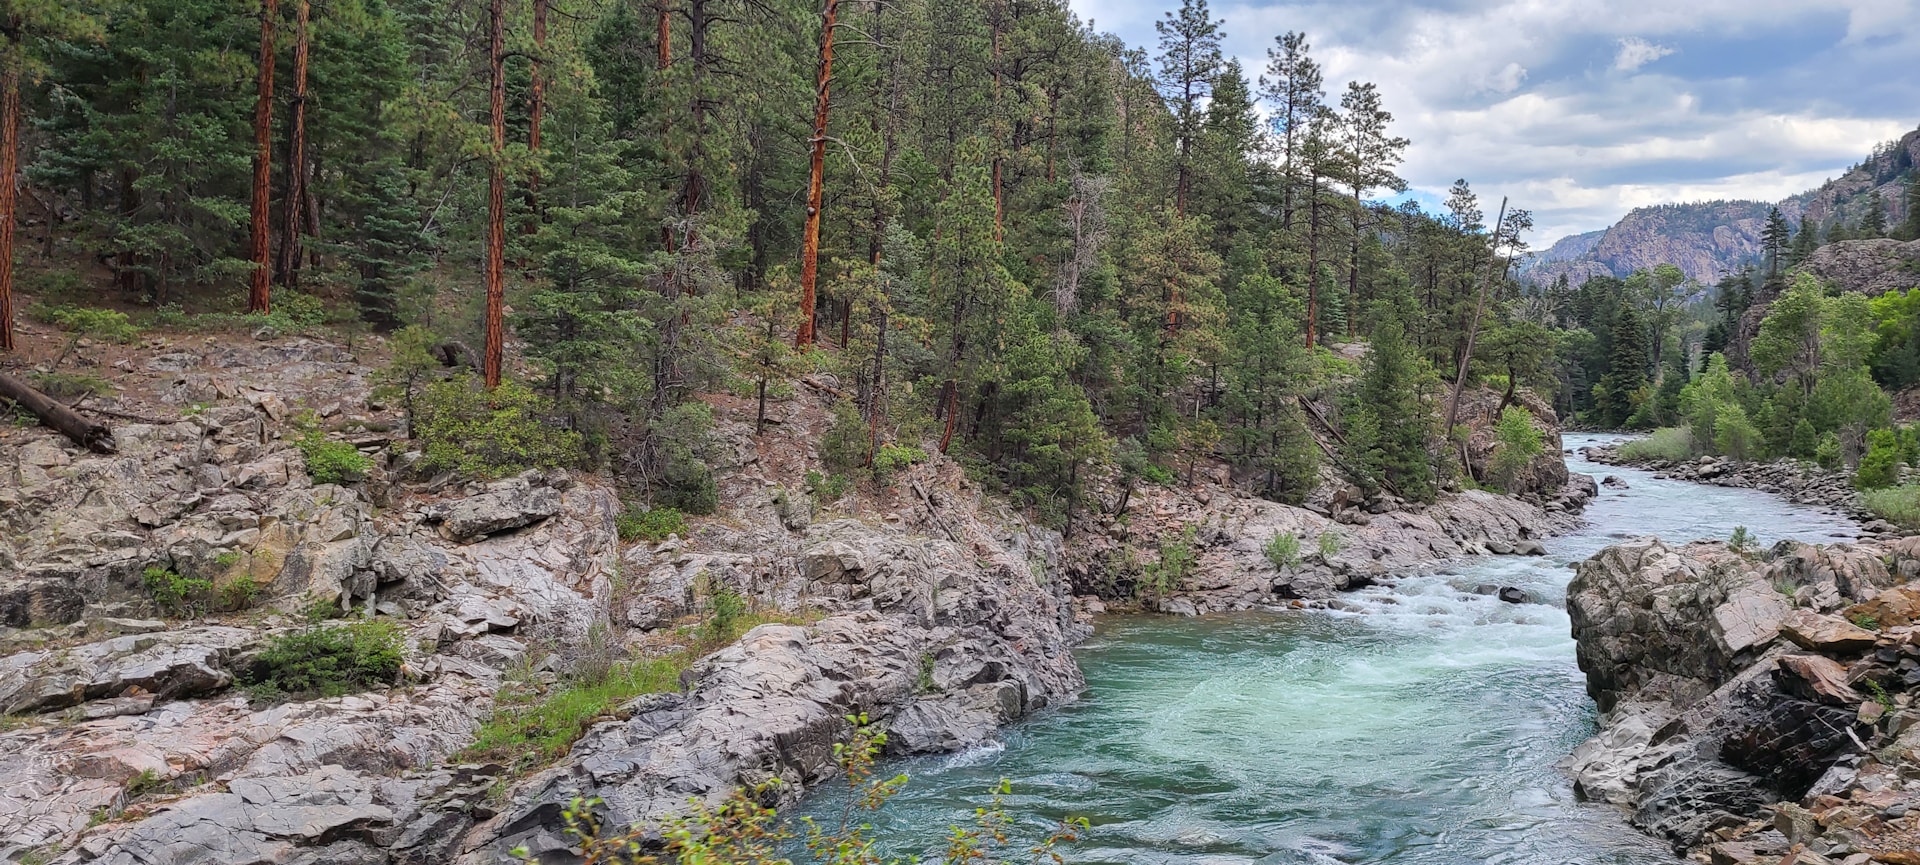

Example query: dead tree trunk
[247,0,278,313]
[482,0,507,389]
[794,0,839,349]
[274,0,310,291]
[0,372,114,453]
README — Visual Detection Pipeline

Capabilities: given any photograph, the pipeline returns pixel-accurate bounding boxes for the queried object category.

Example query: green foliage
[617,504,686,543]
[1864,485,1920,531]
[1346,321,1435,502]
[1618,428,1696,462]
[1815,432,1845,470]
[1850,612,1883,632]
[143,567,214,617]
[296,431,372,486]
[1856,428,1904,490]
[645,403,721,516]
[1728,525,1757,555]
[1263,532,1302,570]
[28,371,115,399]
[30,303,141,342]
[1789,418,1818,459]
[1487,407,1543,490]
[1139,527,1199,599]
[703,583,747,645]
[464,656,687,772]
[242,621,405,701]
[1317,529,1343,560]
[871,444,928,486]
[820,402,871,475]
[413,374,584,479]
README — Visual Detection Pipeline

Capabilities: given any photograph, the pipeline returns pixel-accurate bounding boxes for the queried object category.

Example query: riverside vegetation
[0,0,1913,862]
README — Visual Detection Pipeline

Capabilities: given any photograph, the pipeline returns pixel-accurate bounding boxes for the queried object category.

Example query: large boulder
[0,627,253,714]
[434,478,563,543]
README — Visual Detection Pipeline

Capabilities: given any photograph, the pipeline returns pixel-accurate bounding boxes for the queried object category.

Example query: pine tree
[1349,318,1434,501]
[1152,0,1221,219]
[1761,206,1789,278]
[1337,80,1407,337]
[1860,193,1887,238]
[1595,302,1648,428]
[246,0,279,313]
[1900,173,1920,241]
[1257,31,1321,232]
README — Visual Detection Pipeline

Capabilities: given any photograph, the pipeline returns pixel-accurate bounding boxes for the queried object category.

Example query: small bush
[1264,532,1301,570]
[805,469,851,501]
[1864,485,1920,530]
[616,504,685,542]
[820,401,870,473]
[1317,530,1343,560]
[646,402,720,515]
[872,443,928,484]
[144,567,214,617]
[1138,462,1179,486]
[1487,407,1544,490]
[1815,432,1844,470]
[28,371,114,399]
[297,431,372,485]
[703,582,746,644]
[1728,525,1757,555]
[1855,428,1903,490]
[218,577,262,612]
[243,620,405,700]
[29,303,141,342]
[414,374,584,478]
[1618,427,1696,462]
[1138,526,1198,598]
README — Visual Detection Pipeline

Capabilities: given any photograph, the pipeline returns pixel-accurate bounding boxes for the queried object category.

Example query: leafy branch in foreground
[514,717,1086,865]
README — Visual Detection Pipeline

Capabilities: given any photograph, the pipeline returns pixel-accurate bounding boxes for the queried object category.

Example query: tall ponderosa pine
[247,0,279,313]
[1761,206,1789,280]
[482,0,507,389]
[794,0,839,349]
[1337,80,1407,337]
[1257,30,1321,232]
[1152,0,1220,220]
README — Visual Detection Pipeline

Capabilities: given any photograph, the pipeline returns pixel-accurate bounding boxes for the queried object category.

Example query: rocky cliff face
[1566,536,1920,862]
[1526,125,1920,290]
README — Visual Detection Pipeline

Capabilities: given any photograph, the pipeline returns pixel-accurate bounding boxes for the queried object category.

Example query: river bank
[1577,439,1904,535]
[0,331,1602,864]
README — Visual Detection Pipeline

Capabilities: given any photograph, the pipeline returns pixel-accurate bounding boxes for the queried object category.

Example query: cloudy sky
[1068,0,1920,245]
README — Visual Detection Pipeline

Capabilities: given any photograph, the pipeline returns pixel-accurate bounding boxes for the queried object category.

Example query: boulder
[1780,610,1879,654]
[1845,586,1920,629]
[437,481,563,542]
[1498,586,1531,604]
[1776,655,1862,706]
[0,579,87,628]
[0,626,253,714]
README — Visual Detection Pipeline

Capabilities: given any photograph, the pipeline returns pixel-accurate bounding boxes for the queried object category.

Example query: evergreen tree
[1348,318,1434,502]
[1152,0,1222,218]
[1861,193,1887,238]
[1595,303,1648,428]
[1900,173,1920,241]
[1761,206,1789,279]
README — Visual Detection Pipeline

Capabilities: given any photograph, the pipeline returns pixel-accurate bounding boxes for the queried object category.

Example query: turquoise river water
[796,433,1861,864]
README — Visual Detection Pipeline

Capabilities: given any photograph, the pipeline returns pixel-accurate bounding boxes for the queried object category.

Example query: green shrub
[1139,527,1198,598]
[143,567,214,616]
[29,303,141,342]
[1618,427,1696,462]
[463,656,685,771]
[1864,485,1920,530]
[872,443,928,484]
[1728,525,1757,554]
[414,374,584,478]
[647,402,720,515]
[297,432,372,485]
[820,401,870,473]
[616,504,685,542]
[1138,462,1179,486]
[703,582,746,644]
[1264,532,1301,570]
[1487,407,1544,490]
[28,371,114,399]
[805,469,851,501]
[1789,419,1818,458]
[243,620,405,700]
[1317,529,1343,560]
[1856,428,1903,490]
[1815,432,1844,470]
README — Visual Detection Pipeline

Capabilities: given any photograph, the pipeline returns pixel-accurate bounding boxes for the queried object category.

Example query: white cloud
[1612,36,1675,71]
[1480,62,1529,94]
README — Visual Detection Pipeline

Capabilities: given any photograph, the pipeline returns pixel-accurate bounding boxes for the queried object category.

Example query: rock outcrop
[1566,535,1920,861]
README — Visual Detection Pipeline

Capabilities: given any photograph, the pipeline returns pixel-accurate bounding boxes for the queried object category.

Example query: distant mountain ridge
[1522,124,1920,286]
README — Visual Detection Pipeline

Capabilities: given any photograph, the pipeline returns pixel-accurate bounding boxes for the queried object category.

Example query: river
[797,433,1861,864]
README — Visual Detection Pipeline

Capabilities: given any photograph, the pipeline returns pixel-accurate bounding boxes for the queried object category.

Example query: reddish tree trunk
[794,0,839,349]
[247,0,278,313]
[0,43,16,352]
[656,0,671,69]
[275,0,310,290]
[483,0,506,389]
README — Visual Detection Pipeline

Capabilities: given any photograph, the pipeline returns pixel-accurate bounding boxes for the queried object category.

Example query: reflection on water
[795,433,1858,864]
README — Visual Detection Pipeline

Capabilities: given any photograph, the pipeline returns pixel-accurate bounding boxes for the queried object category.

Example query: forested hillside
[0,0,1561,520]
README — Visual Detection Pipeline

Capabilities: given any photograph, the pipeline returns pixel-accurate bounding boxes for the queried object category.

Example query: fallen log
[0,371,115,453]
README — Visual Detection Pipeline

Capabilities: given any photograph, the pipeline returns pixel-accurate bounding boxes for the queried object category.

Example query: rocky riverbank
[1579,442,1906,537]
[0,330,1598,864]
[1566,536,1920,864]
